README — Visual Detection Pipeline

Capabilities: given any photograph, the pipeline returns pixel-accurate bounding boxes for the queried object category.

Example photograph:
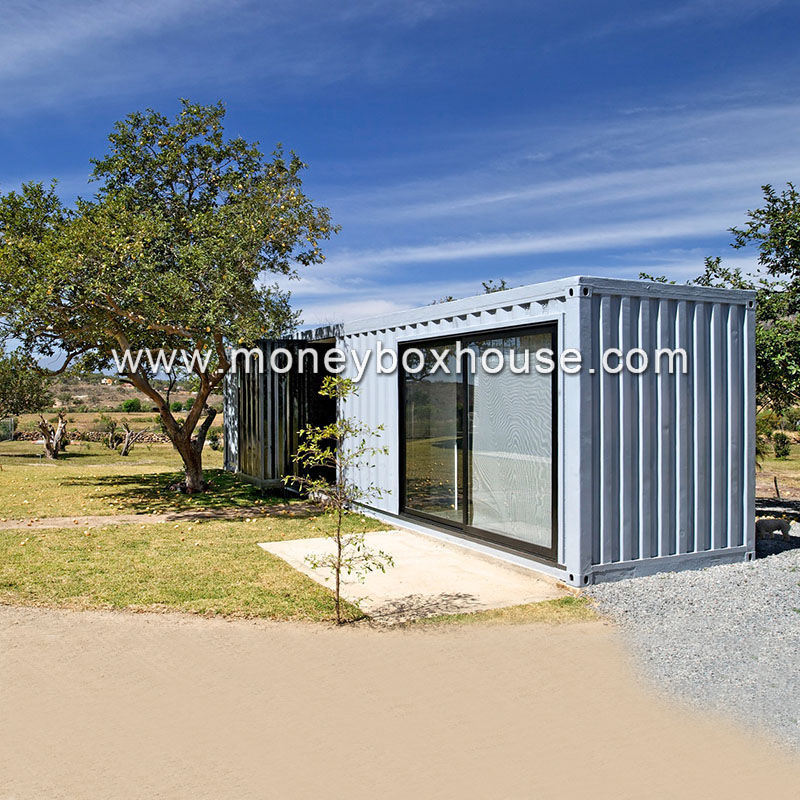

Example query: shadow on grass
[0,449,94,461]
[62,469,320,517]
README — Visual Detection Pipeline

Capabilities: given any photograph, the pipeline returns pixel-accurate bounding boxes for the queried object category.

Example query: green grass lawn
[0,440,594,626]
[0,516,385,621]
[410,596,596,626]
[0,440,273,518]
[0,440,392,622]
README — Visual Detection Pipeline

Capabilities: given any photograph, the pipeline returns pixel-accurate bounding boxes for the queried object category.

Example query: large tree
[0,349,62,457]
[0,100,336,490]
[0,350,52,419]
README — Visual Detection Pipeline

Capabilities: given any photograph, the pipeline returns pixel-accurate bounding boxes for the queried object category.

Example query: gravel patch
[588,549,800,750]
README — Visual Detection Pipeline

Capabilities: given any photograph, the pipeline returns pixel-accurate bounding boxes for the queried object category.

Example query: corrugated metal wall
[237,366,263,481]
[584,288,755,578]
[338,278,755,585]
[224,341,338,488]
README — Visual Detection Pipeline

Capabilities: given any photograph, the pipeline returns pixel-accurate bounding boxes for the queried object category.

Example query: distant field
[46,378,217,411]
[17,411,164,432]
[15,409,224,434]
[757,439,800,500]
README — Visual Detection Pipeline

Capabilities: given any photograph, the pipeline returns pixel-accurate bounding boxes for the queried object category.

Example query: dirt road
[1,606,798,799]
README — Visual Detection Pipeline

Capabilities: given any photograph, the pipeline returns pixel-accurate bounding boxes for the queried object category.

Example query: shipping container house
[224,276,756,586]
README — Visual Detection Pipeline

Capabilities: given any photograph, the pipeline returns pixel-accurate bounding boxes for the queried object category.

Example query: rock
[755,517,790,540]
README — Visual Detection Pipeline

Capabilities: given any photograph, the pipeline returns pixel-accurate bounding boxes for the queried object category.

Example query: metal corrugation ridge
[339,276,580,336]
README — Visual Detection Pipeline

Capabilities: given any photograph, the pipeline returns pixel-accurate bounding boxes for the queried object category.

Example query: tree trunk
[167,408,217,493]
[183,445,205,493]
[119,429,134,456]
[119,423,147,456]
[335,507,343,624]
[38,412,67,459]
[105,421,118,450]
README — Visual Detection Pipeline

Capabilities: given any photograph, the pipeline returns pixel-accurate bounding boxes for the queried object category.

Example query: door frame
[398,322,559,562]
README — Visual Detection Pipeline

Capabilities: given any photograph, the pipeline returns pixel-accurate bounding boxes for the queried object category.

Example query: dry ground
[1,605,798,800]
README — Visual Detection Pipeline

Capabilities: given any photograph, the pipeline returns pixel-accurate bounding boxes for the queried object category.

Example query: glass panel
[468,331,553,548]
[403,344,463,522]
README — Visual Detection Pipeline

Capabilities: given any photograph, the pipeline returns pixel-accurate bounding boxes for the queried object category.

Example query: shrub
[756,412,777,440]
[782,407,800,431]
[773,432,791,460]
[121,398,142,413]
[170,401,183,412]
[184,397,195,411]
[96,413,120,449]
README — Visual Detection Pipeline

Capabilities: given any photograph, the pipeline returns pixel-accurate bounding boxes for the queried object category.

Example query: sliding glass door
[400,325,557,561]
[402,346,463,522]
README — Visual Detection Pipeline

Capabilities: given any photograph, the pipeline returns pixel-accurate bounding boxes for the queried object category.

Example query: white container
[226,276,756,586]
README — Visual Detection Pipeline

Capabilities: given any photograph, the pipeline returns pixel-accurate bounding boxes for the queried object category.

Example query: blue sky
[2,0,799,326]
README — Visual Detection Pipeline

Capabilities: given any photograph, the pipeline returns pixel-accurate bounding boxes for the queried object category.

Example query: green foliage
[782,407,800,431]
[773,432,791,460]
[694,259,800,415]
[96,413,120,449]
[184,397,195,411]
[170,400,183,412]
[0,102,336,359]
[756,411,778,439]
[729,183,800,278]
[638,273,676,284]
[286,375,393,623]
[0,349,52,418]
[0,99,337,489]
[433,278,512,304]
[121,397,142,413]
[755,412,777,467]
[643,184,800,414]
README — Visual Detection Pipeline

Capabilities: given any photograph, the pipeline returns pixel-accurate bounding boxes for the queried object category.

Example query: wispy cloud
[285,97,800,324]
[324,212,734,271]
[0,0,463,114]
[327,102,800,225]
[355,156,797,223]
[0,0,224,80]
[549,0,788,48]
[293,249,766,326]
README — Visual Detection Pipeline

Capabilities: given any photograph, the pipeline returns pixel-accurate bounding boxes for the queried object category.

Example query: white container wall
[225,275,756,586]
[332,276,756,586]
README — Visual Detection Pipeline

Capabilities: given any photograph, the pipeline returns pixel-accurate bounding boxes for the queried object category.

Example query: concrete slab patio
[258,528,568,622]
